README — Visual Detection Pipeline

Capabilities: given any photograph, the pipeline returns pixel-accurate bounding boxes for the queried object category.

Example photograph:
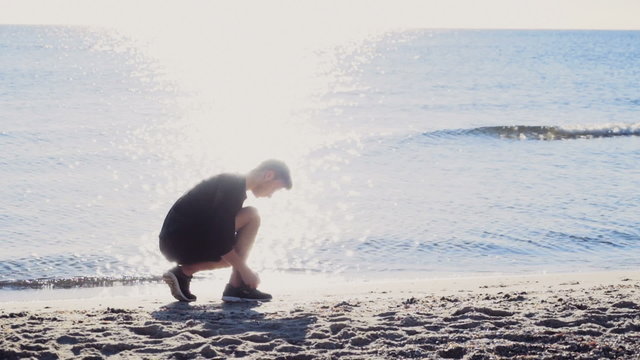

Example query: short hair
[254,159,292,190]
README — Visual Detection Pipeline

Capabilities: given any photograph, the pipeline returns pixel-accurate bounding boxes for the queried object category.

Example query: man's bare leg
[180,260,228,276]
[229,206,260,287]
[179,206,260,284]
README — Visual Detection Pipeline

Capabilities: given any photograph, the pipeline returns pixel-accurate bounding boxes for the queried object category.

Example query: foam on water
[424,122,640,140]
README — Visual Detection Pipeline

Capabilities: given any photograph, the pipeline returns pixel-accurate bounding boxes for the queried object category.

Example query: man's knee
[236,206,260,230]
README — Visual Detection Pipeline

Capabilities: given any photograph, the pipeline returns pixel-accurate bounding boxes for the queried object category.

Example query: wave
[0,275,163,290]
[425,123,640,140]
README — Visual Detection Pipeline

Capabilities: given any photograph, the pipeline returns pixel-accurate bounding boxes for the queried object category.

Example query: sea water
[1,26,639,289]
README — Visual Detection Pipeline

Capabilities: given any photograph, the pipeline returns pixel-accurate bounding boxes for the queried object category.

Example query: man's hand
[221,249,260,288]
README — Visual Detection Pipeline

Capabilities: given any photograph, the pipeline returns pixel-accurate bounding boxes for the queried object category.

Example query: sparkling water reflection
[1,26,639,288]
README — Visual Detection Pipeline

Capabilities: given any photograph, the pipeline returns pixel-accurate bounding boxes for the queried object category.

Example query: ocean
[1,26,639,290]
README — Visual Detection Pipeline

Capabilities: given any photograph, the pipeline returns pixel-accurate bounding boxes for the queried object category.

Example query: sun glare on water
[2,0,640,281]
[90,2,389,275]
[107,2,389,168]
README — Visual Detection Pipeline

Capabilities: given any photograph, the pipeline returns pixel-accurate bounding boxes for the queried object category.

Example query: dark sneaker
[162,266,196,302]
[222,284,272,303]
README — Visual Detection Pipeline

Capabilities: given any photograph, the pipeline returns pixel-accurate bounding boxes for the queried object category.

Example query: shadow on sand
[150,301,316,348]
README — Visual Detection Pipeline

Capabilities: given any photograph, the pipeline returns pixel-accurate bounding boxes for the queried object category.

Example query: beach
[2,271,639,359]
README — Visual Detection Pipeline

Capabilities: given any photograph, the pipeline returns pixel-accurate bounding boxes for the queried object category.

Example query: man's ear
[263,170,275,181]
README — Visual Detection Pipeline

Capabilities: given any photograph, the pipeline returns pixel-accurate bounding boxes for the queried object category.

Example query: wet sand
[1,271,639,359]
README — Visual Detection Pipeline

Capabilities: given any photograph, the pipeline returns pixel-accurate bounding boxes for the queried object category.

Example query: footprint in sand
[275,344,305,353]
[350,335,373,347]
[452,307,514,317]
[128,324,176,339]
[211,336,243,347]
[329,322,349,334]
[612,301,639,309]
[240,333,272,343]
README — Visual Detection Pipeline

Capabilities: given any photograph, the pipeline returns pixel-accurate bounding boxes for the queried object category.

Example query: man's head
[247,159,292,198]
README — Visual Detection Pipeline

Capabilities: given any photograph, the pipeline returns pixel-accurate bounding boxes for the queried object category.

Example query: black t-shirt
[159,174,247,256]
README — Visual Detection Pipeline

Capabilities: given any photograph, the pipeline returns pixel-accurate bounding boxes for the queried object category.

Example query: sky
[1,0,639,30]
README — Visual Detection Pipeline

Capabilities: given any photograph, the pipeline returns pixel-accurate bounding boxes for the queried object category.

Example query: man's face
[252,172,286,198]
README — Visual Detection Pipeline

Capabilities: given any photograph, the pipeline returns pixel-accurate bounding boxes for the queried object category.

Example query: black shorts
[159,234,225,265]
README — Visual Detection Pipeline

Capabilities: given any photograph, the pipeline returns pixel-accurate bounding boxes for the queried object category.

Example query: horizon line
[1,23,639,32]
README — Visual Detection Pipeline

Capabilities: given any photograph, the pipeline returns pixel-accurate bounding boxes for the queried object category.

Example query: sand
[1,271,639,359]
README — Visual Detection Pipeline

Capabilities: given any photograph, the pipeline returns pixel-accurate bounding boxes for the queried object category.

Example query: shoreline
[1,269,637,310]
[2,270,639,359]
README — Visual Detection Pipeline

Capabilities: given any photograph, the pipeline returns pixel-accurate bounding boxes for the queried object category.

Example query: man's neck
[245,172,257,192]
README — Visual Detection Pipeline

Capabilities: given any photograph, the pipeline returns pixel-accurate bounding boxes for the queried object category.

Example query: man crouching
[159,159,292,302]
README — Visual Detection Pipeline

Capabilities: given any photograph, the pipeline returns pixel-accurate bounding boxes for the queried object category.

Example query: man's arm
[220,249,260,288]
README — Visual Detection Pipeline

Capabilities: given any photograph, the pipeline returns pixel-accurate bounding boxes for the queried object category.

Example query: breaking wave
[0,276,163,290]
[425,123,640,140]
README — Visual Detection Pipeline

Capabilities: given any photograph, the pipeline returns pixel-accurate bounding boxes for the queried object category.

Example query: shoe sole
[162,272,195,302]
[221,296,272,303]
